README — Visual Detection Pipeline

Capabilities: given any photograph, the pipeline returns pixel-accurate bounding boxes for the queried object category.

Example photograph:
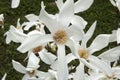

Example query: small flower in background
[4,19,27,44]
[11,0,20,8]
[0,14,4,28]
[12,53,40,80]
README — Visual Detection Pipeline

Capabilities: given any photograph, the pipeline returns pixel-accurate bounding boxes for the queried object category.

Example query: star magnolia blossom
[110,0,120,11]
[88,63,120,80]
[11,0,20,8]
[71,21,113,77]
[12,53,40,80]
[4,19,27,44]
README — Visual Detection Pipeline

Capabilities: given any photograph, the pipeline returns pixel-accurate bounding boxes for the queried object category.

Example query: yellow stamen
[78,49,89,59]
[33,46,43,53]
[53,30,68,44]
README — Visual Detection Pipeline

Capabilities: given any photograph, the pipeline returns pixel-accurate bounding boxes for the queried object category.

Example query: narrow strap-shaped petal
[99,46,120,62]
[57,44,68,80]
[109,30,117,42]
[88,34,110,54]
[66,53,77,63]
[81,21,97,48]
[117,28,120,44]
[55,0,63,10]
[116,0,120,11]
[74,63,85,80]
[89,56,113,76]
[1,73,7,80]
[71,15,87,30]
[39,2,57,33]
[109,0,117,6]
[39,49,57,65]
[9,25,27,43]
[74,0,94,13]
[25,14,39,22]
[11,0,20,8]
[58,0,74,27]
[22,74,29,80]
[12,60,26,74]
[26,53,40,70]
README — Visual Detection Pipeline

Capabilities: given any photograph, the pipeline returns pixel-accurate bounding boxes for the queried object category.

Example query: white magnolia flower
[12,53,40,80]
[11,0,20,8]
[0,14,4,28]
[88,65,120,80]
[1,73,7,80]
[71,21,113,77]
[4,19,27,44]
[110,0,120,11]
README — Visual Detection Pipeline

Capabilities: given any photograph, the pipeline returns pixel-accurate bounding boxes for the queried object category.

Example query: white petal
[39,49,57,65]
[117,28,120,44]
[25,14,39,22]
[88,34,110,54]
[58,0,74,27]
[67,25,84,41]
[17,34,53,53]
[55,0,63,10]
[26,53,40,70]
[99,46,120,62]
[22,74,29,80]
[66,53,77,63]
[37,71,49,79]
[74,0,94,13]
[57,45,68,80]
[89,56,113,76]
[109,0,117,6]
[22,22,39,31]
[9,25,27,43]
[74,63,85,80]
[39,3,57,33]
[17,18,21,27]
[50,60,58,70]
[71,15,87,30]
[11,0,20,8]
[1,73,7,80]
[109,30,117,42]
[115,74,120,79]
[12,60,26,74]
[116,0,120,11]
[81,21,97,48]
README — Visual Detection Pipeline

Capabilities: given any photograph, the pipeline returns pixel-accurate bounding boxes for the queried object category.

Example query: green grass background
[0,0,120,79]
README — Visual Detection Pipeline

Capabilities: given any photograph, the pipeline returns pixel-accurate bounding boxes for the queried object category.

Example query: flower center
[27,70,36,77]
[33,46,43,53]
[106,74,115,80]
[16,26,21,29]
[78,49,89,59]
[53,30,68,44]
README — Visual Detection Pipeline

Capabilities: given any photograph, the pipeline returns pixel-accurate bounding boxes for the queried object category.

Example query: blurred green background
[0,0,120,79]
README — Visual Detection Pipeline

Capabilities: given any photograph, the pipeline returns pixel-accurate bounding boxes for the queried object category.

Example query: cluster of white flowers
[1,0,120,80]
